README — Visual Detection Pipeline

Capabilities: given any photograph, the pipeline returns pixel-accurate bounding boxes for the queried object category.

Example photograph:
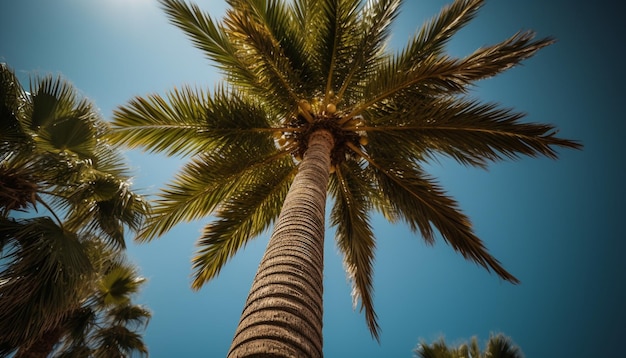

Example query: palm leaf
[358,149,519,283]
[192,154,294,288]
[329,160,380,339]
[137,140,284,241]
[366,97,582,168]
[159,0,261,90]
[110,85,274,156]
[0,217,93,348]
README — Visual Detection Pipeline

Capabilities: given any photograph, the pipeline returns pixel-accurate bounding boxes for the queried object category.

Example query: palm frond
[98,264,146,306]
[137,141,285,241]
[329,160,380,340]
[0,217,93,348]
[486,334,523,358]
[337,0,402,104]
[111,85,274,156]
[106,304,151,329]
[93,325,148,358]
[366,97,582,168]
[403,0,483,64]
[358,150,518,283]
[223,1,305,110]
[191,156,294,288]
[159,0,260,89]
[353,31,553,119]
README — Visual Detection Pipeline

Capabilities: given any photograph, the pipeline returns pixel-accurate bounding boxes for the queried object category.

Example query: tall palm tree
[109,0,581,356]
[415,333,523,358]
[0,63,151,356]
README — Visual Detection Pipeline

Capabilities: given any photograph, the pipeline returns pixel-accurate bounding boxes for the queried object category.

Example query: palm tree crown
[109,0,580,349]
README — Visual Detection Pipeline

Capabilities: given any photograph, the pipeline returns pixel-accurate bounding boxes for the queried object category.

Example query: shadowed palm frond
[366,97,582,168]
[0,217,93,349]
[329,160,379,340]
[106,304,151,329]
[192,155,295,288]
[93,325,148,358]
[358,149,519,283]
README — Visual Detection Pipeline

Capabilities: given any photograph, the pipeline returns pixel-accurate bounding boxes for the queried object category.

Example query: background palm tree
[109,0,580,356]
[0,63,151,357]
[414,333,523,358]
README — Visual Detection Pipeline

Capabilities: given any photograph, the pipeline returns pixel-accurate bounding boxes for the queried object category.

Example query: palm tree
[0,63,151,356]
[415,333,523,358]
[52,251,151,358]
[109,0,581,356]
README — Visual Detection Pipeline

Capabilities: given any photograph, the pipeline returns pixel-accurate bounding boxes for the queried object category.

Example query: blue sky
[1,0,623,357]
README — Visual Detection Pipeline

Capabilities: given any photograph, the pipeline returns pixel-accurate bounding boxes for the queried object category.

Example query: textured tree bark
[228,130,334,358]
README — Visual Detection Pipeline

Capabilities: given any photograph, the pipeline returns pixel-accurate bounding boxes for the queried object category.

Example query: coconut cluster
[273,99,368,169]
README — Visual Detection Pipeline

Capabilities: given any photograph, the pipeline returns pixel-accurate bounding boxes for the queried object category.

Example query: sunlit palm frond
[404,0,483,64]
[329,160,380,339]
[312,0,361,99]
[354,31,553,119]
[159,0,259,88]
[223,2,305,111]
[98,264,146,306]
[93,326,148,358]
[192,154,295,288]
[137,140,281,241]
[452,30,555,84]
[336,0,401,104]
[111,85,274,156]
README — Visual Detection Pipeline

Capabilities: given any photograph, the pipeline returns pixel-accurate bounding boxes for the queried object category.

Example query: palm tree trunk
[228,129,334,358]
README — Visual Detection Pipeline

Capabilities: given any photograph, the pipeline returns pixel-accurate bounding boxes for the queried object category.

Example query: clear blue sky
[1,1,623,357]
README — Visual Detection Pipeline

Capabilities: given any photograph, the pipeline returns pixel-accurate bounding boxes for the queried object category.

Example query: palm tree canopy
[109,0,581,338]
[415,334,523,358]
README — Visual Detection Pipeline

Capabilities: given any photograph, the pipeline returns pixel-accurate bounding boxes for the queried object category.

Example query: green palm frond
[93,326,148,358]
[335,0,401,104]
[159,0,261,89]
[329,160,379,340]
[486,334,523,358]
[362,152,518,283]
[223,1,305,110]
[192,155,295,288]
[0,64,31,154]
[98,264,146,306]
[366,97,582,168]
[27,74,94,131]
[0,217,93,348]
[404,0,483,64]
[138,140,286,241]
[110,85,274,156]
[106,304,152,329]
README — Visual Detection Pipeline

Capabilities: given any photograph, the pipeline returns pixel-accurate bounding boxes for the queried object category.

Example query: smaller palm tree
[415,333,523,358]
[0,63,151,357]
[52,252,151,358]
